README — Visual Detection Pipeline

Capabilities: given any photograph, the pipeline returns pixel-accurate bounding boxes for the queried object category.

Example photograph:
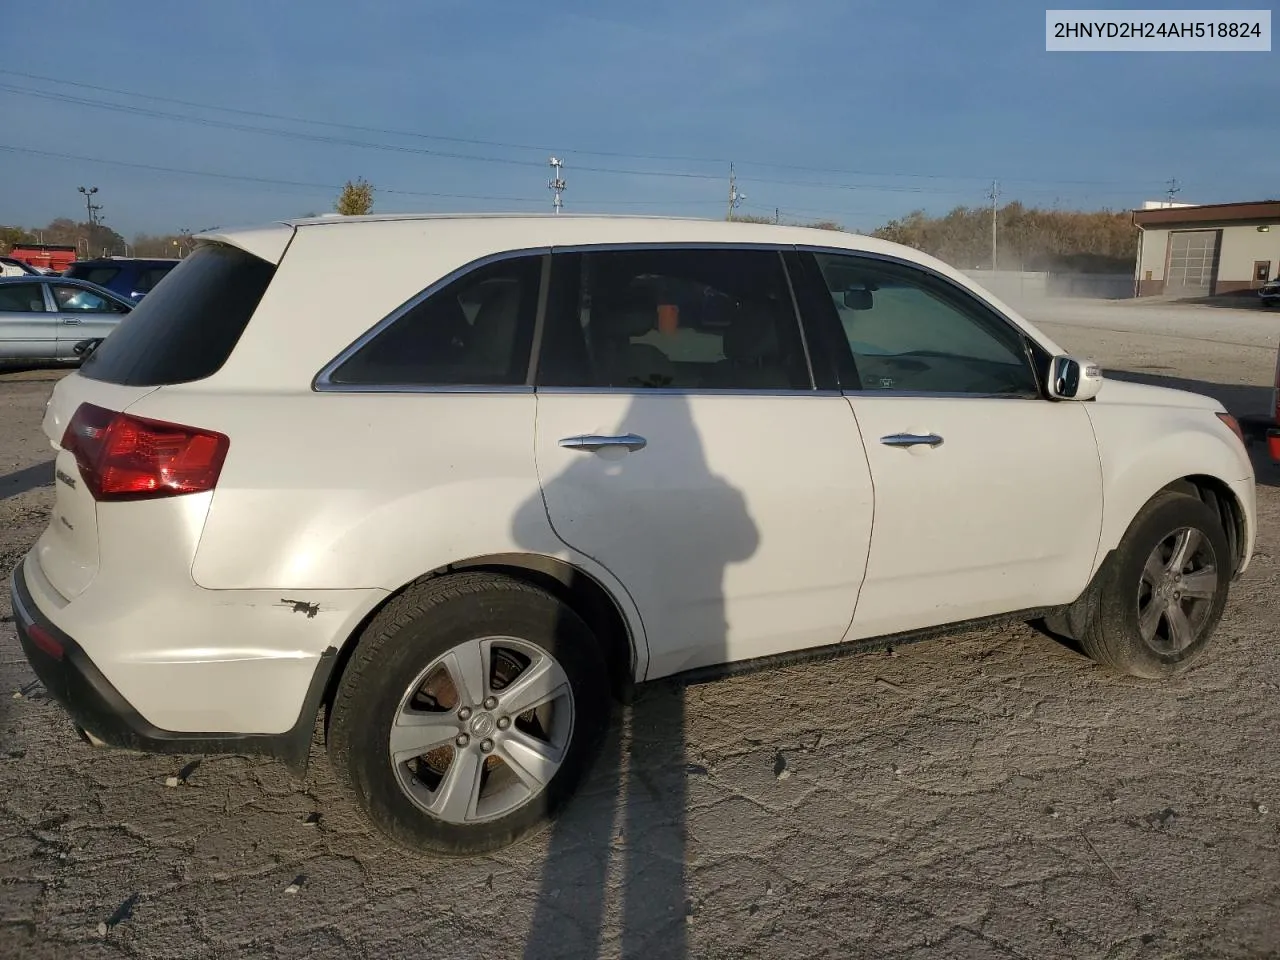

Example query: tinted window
[538,248,811,390]
[327,256,542,387]
[67,265,121,287]
[0,285,46,312]
[810,253,1038,396]
[79,243,276,386]
[52,285,124,313]
[136,267,174,293]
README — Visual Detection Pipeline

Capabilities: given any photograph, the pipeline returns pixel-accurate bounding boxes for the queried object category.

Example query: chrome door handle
[880,432,944,449]
[559,433,648,453]
[61,317,82,325]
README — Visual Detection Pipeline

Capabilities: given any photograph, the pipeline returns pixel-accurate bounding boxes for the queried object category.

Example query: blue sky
[0,0,1275,238]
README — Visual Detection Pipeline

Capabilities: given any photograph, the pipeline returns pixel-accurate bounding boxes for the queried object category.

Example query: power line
[0,72,1165,193]
[0,143,723,208]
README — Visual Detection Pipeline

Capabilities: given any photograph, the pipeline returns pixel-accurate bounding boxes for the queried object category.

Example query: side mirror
[1048,355,1103,400]
[843,288,873,310]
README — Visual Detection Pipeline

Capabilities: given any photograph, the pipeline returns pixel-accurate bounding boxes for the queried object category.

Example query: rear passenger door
[0,282,58,360]
[532,245,874,681]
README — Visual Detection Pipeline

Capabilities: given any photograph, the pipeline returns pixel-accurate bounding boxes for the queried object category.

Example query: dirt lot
[2,299,1279,960]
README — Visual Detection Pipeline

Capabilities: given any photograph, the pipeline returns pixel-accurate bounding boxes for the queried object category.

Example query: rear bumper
[10,563,334,776]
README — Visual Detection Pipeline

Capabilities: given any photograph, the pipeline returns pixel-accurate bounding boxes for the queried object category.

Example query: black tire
[327,571,612,857]
[1078,491,1232,679]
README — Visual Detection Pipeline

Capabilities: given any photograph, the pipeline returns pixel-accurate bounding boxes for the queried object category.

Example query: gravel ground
[2,299,1279,960]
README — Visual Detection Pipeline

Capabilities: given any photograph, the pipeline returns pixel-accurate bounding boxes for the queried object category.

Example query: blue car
[63,257,181,301]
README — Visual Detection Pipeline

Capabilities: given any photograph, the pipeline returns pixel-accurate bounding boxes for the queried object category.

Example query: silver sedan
[0,276,134,363]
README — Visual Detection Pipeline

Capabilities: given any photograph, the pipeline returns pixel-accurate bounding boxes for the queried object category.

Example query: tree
[0,225,35,255]
[335,178,374,216]
[870,203,1137,273]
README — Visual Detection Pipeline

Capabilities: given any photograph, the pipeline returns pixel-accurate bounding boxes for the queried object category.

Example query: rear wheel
[327,572,612,856]
[1078,491,1232,679]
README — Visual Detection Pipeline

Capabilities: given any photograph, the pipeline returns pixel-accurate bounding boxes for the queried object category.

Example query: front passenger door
[796,250,1104,642]
[51,284,130,359]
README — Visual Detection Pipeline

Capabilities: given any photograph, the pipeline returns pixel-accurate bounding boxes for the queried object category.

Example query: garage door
[1166,230,1218,298]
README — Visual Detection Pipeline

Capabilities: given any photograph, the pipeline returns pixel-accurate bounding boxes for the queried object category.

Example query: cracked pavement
[2,299,1279,959]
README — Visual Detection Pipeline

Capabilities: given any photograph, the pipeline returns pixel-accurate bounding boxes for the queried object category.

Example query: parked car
[0,276,134,363]
[0,255,41,278]
[1259,277,1280,308]
[11,215,1257,857]
[62,256,180,301]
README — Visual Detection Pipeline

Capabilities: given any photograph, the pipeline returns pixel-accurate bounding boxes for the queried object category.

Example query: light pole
[77,186,101,226]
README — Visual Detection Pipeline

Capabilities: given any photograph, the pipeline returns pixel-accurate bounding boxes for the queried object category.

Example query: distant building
[1132,200,1280,298]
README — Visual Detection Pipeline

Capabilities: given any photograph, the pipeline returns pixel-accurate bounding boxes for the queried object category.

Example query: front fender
[1087,405,1256,578]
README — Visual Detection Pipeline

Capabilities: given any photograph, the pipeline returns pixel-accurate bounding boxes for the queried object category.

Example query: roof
[196,212,896,266]
[1132,200,1280,227]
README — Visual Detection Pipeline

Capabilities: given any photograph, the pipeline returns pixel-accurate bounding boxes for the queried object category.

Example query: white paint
[19,215,1258,736]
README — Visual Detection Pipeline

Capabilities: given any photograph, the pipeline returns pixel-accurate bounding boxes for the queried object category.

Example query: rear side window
[79,244,276,386]
[324,255,543,387]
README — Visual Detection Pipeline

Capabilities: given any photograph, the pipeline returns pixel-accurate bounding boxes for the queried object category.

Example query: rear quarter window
[78,243,277,386]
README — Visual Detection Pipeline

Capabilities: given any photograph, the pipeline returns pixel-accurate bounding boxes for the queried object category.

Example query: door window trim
[793,245,1049,400]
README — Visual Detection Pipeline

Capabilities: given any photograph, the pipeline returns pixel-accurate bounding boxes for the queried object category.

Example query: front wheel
[327,572,612,857]
[1079,491,1232,679]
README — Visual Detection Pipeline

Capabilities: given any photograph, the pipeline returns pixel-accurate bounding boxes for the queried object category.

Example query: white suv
[11,215,1256,856]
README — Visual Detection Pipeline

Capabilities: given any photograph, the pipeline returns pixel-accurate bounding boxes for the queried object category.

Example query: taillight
[1216,412,1246,447]
[60,403,229,502]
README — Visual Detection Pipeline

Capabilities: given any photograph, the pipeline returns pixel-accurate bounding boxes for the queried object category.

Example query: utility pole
[1165,178,1180,204]
[726,163,745,220]
[988,180,999,271]
[774,206,780,224]
[78,186,101,226]
[548,157,566,214]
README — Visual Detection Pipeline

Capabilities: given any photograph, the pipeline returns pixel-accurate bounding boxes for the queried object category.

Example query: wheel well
[1161,475,1246,574]
[321,555,637,719]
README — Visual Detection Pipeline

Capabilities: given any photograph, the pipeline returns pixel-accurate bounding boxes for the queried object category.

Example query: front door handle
[61,317,82,325]
[559,433,648,453]
[880,432,944,449]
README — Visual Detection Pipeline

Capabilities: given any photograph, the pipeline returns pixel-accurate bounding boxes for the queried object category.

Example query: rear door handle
[61,317,82,325]
[880,433,944,449]
[559,433,648,453]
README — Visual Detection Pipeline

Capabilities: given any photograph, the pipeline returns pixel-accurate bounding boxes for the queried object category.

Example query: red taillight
[60,403,229,502]
[1268,430,1280,464]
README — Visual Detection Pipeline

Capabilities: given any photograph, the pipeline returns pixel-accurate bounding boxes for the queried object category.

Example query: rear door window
[67,265,121,287]
[78,243,277,386]
[537,247,812,391]
[0,285,47,312]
